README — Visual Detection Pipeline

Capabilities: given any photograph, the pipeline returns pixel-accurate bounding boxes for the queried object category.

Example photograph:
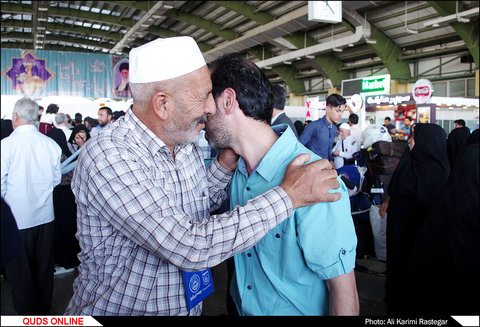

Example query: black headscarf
[68,124,91,146]
[446,126,470,169]
[465,128,479,146]
[407,130,479,314]
[388,123,450,212]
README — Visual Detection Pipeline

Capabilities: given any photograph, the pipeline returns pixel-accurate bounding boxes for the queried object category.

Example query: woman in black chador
[446,126,470,169]
[380,123,450,314]
[407,130,479,315]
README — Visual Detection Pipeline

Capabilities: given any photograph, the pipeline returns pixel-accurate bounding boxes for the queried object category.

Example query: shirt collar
[270,111,283,124]
[124,108,167,157]
[123,108,193,158]
[321,115,333,128]
[237,124,296,183]
[12,124,36,134]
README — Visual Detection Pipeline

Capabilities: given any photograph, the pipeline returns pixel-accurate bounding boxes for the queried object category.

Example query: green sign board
[342,74,390,96]
[362,77,386,93]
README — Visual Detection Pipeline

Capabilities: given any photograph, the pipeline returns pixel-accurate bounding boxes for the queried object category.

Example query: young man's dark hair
[75,113,83,124]
[209,53,273,124]
[85,116,98,127]
[99,106,113,117]
[46,103,59,114]
[348,113,359,125]
[272,84,286,110]
[325,93,346,107]
[454,119,466,127]
[112,110,126,121]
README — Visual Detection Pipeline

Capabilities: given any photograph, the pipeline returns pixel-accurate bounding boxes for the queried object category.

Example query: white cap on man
[339,123,351,130]
[129,36,206,83]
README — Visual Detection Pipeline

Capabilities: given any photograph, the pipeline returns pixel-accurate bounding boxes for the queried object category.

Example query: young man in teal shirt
[205,54,359,316]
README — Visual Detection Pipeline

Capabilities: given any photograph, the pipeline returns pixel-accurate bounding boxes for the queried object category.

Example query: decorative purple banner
[1,49,124,99]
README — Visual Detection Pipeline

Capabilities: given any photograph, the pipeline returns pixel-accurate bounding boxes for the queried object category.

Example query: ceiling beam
[427,1,479,67]
[367,23,412,82]
[163,9,239,41]
[2,20,123,41]
[2,31,115,51]
[110,1,164,54]
[211,2,313,93]
[163,4,306,94]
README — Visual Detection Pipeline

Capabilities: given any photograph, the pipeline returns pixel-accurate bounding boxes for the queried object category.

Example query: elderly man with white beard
[332,123,360,169]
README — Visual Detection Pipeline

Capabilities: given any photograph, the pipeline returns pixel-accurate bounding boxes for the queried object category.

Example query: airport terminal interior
[1,0,479,319]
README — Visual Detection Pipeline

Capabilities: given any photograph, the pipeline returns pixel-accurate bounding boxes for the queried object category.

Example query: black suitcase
[364,140,407,176]
[361,140,408,203]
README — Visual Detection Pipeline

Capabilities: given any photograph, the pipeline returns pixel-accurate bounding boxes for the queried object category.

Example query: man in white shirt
[332,123,360,169]
[1,97,62,314]
[348,113,363,145]
[55,112,72,141]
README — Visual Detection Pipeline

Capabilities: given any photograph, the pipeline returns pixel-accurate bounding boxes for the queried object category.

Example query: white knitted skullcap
[129,36,206,83]
[339,123,351,130]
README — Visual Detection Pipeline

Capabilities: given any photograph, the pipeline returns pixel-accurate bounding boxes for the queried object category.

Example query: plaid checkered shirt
[65,109,293,316]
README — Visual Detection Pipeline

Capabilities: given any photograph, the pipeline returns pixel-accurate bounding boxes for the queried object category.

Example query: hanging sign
[342,74,391,96]
[350,94,363,112]
[413,79,433,104]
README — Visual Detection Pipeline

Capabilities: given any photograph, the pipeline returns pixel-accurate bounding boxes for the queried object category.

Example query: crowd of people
[0,35,478,317]
[1,98,127,314]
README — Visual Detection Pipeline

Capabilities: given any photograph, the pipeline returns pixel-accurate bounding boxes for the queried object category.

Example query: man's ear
[222,88,237,115]
[151,91,169,120]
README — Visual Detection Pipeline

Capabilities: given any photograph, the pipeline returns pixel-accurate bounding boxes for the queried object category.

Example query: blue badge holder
[182,268,215,311]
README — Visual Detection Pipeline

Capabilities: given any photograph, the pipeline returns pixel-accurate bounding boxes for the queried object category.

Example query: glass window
[443,120,452,134]
[466,78,476,97]
[432,81,447,96]
[448,80,466,97]
[466,120,479,130]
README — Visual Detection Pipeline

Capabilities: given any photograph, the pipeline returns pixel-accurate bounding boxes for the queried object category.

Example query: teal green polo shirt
[229,124,357,316]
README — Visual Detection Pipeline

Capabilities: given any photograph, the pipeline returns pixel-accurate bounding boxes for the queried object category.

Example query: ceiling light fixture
[404,1,418,34]
[405,27,418,34]
[330,25,342,52]
[363,12,377,44]
[456,1,470,23]
[423,3,477,27]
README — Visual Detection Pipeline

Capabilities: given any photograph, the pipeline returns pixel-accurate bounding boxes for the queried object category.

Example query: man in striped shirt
[65,37,341,316]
